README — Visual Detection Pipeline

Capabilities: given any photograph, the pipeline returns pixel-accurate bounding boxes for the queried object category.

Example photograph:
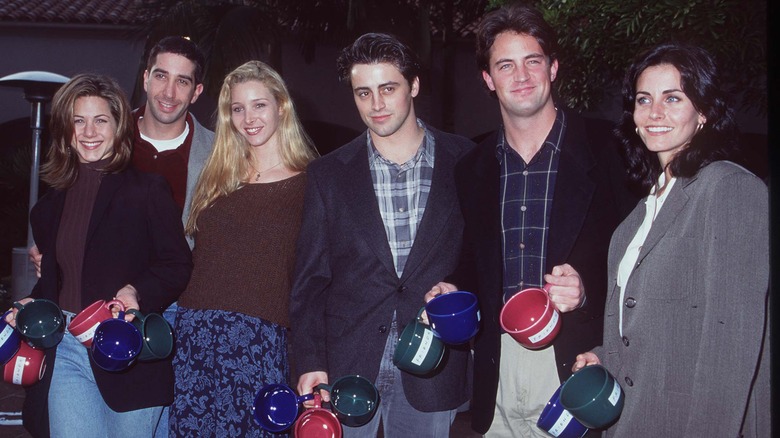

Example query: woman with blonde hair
[170,60,318,436]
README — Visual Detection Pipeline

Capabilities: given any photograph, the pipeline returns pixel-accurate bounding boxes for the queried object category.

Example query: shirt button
[519,243,525,250]
[378,325,387,333]
[520,205,527,212]
[397,286,407,294]
[153,154,158,159]
[625,297,637,308]
[522,170,528,176]
[625,376,634,387]
[398,207,405,212]
[622,336,630,346]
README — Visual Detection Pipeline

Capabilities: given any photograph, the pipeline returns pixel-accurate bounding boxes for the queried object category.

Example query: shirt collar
[368,118,434,168]
[495,107,566,163]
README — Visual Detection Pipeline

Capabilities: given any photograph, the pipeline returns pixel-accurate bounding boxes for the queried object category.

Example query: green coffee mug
[560,364,625,429]
[14,299,65,349]
[393,307,446,375]
[315,375,379,427]
[128,309,174,361]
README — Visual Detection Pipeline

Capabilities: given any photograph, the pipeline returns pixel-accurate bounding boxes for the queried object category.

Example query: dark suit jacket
[451,111,637,433]
[289,125,474,412]
[24,167,192,436]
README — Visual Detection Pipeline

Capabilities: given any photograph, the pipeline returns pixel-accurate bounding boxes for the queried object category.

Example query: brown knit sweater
[178,172,306,327]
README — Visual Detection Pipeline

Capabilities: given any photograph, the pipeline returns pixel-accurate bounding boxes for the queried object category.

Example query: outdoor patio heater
[0,71,69,300]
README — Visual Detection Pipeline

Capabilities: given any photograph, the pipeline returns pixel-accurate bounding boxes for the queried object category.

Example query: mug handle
[12,301,26,312]
[415,307,426,323]
[126,309,143,321]
[297,393,315,404]
[106,299,125,314]
[311,393,322,409]
[314,383,332,393]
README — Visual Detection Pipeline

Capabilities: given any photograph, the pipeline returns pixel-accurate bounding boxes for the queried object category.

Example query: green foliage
[493,0,766,114]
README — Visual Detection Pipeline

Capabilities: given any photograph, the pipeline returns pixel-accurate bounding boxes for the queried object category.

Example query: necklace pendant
[255,172,261,182]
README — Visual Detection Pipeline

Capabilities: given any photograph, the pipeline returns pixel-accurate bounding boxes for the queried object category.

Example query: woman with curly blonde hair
[170,60,318,437]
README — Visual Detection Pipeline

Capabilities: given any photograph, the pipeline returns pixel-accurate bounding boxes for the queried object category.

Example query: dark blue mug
[90,311,143,372]
[425,291,480,345]
[252,383,314,432]
[537,385,589,437]
[0,310,22,365]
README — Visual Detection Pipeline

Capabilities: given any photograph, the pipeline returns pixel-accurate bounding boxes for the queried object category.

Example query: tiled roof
[0,0,150,25]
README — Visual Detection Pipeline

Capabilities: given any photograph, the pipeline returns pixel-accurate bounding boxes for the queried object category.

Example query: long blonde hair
[185,61,318,235]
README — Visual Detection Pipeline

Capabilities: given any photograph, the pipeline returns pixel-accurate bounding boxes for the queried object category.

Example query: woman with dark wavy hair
[573,43,769,437]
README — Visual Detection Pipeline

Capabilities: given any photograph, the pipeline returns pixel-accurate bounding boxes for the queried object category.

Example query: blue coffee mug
[90,311,143,372]
[252,383,314,432]
[425,291,480,345]
[537,385,589,437]
[0,310,22,365]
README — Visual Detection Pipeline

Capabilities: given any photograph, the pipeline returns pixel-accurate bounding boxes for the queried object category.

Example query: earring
[635,126,640,135]
[696,123,704,133]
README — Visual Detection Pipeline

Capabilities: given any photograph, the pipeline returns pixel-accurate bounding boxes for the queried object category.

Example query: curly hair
[615,42,738,192]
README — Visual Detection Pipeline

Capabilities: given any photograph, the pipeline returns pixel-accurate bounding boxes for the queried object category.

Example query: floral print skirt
[170,306,290,437]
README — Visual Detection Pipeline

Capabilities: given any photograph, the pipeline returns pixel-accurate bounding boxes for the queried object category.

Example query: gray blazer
[599,161,770,437]
[182,114,214,248]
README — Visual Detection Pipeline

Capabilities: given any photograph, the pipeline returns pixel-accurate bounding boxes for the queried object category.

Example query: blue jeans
[342,317,457,438]
[48,331,163,437]
[153,301,178,438]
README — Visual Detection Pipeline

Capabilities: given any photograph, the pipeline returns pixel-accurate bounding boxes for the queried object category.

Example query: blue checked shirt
[368,119,435,278]
[497,109,566,302]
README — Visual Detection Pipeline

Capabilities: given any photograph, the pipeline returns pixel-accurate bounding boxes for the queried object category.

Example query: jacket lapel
[547,115,597,268]
[338,138,398,278]
[633,177,692,267]
[400,130,458,282]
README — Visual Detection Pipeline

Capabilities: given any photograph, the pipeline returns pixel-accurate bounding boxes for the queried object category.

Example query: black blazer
[289,125,474,412]
[24,167,192,435]
[450,110,637,433]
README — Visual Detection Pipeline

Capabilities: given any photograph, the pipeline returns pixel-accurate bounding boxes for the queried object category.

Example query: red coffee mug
[68,299,124,347]
[500,285,561,349]
[3,342,46,386]
[293,393,342,438]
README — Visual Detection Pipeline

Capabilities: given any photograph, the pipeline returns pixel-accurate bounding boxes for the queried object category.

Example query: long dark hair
[615,43,738,192]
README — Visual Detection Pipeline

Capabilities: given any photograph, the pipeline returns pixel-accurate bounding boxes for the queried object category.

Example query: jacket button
[397,286,407,293]
[378,325,387,333]
[622,336,630,346]
[625,376,634,386]
[625,297,636,308]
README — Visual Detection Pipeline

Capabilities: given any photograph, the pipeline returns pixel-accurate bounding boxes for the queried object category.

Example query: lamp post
[0,71,69,299]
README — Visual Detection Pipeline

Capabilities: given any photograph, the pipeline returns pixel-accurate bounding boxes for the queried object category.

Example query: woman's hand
[5,297,34,327]
[572,351,601,372]
[114,285,140,321]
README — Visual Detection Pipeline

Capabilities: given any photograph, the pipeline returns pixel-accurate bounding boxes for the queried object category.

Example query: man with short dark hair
[290,33,473,437]
[428,4,636,436]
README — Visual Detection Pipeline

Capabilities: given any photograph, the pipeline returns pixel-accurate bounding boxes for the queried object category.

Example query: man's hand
[544,264,585,313]
[298,371,329,406]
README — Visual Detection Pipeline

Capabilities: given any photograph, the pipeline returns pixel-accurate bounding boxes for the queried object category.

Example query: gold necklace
[247,160,282,182]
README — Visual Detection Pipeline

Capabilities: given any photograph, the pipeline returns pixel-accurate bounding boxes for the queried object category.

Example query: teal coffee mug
[560,365,625,429]
[316,375,379,427]
[393,307,446,375]
[128,309,174,361]
[14,299,65,349]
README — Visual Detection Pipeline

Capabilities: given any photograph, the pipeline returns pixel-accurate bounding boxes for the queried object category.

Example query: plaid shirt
[497,109,566,302]
[368,119,435,278]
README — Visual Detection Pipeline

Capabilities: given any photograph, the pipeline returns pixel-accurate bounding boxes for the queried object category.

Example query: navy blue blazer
[289,125,474,412]
[450,110,637,433]
[24,167,192,435]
